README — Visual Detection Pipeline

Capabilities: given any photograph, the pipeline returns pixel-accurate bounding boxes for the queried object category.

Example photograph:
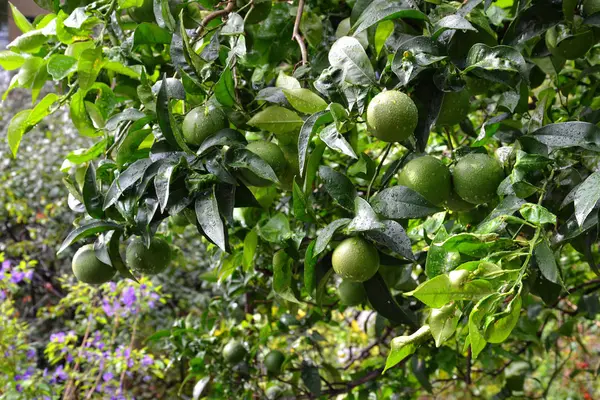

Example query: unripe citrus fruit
[332,237,380,282]
[436,90,470,127]
[182,106,227,147]
[72,244,115,284]
[264,350,285,375]
[545,23,595,60]
[366,90,418,143]
[240,140,288,187]
[338,280,367,306]
[336,18,368,49]
[397,156,451,206]
[126,237,171,275]
[223,340,247,364]
[445,191,474,212]
[583,0,600,17]
[452,154,505,205]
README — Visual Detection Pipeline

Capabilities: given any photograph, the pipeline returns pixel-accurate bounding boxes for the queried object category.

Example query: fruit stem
[444,127,454,152]
[367,143,393,200]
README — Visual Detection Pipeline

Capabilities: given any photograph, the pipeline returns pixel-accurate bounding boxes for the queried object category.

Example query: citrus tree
[2,0,600,397]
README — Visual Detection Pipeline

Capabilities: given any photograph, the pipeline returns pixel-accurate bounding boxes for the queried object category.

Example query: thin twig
[465,347,472,385]
[195,0,235,39]
[292,0,308,65]
[367,143,393,200]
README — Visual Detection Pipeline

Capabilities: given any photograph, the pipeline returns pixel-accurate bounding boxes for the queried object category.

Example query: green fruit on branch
[182,106,228,147]
[72,244,115,284]
[223,340,247,364]
[452,154,505,205]
[337,280,367,306]
[366,90,418,143]
[264,350,285,375]
[126,237,171,275]
[397,155,451,206]
[332,237,380,283]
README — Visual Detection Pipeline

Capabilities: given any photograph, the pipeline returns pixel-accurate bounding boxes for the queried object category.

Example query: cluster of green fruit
[71,238,171,284]
[222,340,286,375]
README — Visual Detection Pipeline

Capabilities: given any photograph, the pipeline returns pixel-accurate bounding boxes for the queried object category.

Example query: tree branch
[195,0,235,39]
[292,0,308,66]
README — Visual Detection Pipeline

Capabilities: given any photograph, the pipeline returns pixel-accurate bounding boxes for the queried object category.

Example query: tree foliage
[2,0,600,397]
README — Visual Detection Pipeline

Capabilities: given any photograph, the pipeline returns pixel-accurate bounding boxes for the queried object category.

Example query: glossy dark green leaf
[318,165,357,211]
[328,36,376,86]
[105,108,147,132]
[319,124,358,159]
[156,75,193,153]
[154,160,178,213]
[82,164,104,219]
[392,36,446,86]
[228,148,279,184]
[352,0,425,35]
[116,128,153,167]
[314,218,351,255]
[304,240,318,296]
[347,197,383,232]
[103,230,138,282]
[301,365,321,396]
[293,180,312,222]
[371,186,443,219]
[432,14,476,39]
[58,220,122,254]
[196,186,228,252]
[197,129,246,156]
[103,158,153,210]
[502,2,562,45]
[529,122,600,151]
[364,272,418,327]
[214,67,236,107]
[136,197,160,246]
[298,111,333,176]
[273,250,299,303]
[366,219,414,261]
[534,239,562,285]
[464,44,528,87]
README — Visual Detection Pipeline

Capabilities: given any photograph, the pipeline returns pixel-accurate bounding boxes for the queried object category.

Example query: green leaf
[247,106,303,135]
[82,164,104,219]
[574,171,600,227]
[301,365,321,396]
[16,57,48,102]
[70,89,98,137]
[409,274,453,308]
[364,272,418,326]
[8,29,47,53]
[392,36,446,87]
[105,230,138,282]
[519,203,556,226]
[103,158,153,210]
[534,239,562,285]
[347,197,384,232]
[432,14,476,39]
[328,36,376,86]
[58,220,123,254]
[78,48,104,91]
[304,240,318,296]
[196,187,228,252]
[293,180,312,222]
[484,295,522,343]
[258,213,291,243]
[384,325,431,372]
[314,218,351,255]
[197,129,246,156]
[228,148,279,184]
[319,124,358,159]
[103,61,140,79]
[9,2,34,33]
[298,111,333,176]
[282,89,327,114]
[352,0,425,35]
[275,71,301,90]
[273,250,300,304]
[214,67,236,107]
[156,75,193,152]
[438,233,513,257]
[47,54,77,80]
[429,304,461,347]
[318,165,357,210]
[134,22,172,46]
[424,227,456,278]
[7,109,32,157]
[374,20,394,56]
[371,186,443,219]
[468,295,498,359]
[242,229,258,271]
[464,44,528,87]
[154,161,178,213]
[0,50,26,70]
[366,219,414,261]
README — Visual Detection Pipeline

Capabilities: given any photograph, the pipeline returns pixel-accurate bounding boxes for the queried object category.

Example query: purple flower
[143,375,151,382]
[102,299,114,317]
[24,270,33,280]
[54,365,68,381]
[127,358,134,368]
[10,271,25,284]
[1,260,10,271]
[102,372,114,382]
[16,384,23,392]
[109,282,117,292]
[26,349,36,359]
[0,291,5,301]
[66,354,74,363]
[141,355,153,367]
[15,374,22,381]
[50,332,66,343]
[121,286,137,307]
